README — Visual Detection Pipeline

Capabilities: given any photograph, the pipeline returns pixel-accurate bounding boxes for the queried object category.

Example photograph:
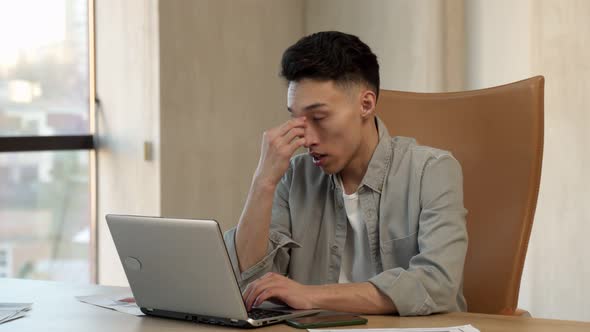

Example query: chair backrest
[376,76,544,315]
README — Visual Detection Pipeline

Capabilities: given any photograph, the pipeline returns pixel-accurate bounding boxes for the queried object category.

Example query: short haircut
[280,31,380,99]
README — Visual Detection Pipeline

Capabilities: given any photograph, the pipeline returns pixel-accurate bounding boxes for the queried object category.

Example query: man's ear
[360,89,377,119]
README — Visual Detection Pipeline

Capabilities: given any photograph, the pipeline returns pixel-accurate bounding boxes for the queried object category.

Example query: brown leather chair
[377,76,544,315]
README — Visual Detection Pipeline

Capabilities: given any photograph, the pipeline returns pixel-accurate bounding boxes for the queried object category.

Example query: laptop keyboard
[248,308,286,320]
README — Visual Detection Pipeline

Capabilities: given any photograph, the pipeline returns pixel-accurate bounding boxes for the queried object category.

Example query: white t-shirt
[337,176,378,283]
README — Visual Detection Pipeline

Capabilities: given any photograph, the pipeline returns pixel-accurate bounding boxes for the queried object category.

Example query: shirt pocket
[379,232,418,270]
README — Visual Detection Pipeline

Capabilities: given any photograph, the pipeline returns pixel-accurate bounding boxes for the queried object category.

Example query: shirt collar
[331,116,392,194]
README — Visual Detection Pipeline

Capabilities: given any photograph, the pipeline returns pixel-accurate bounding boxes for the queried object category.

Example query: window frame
[0,0,98,283]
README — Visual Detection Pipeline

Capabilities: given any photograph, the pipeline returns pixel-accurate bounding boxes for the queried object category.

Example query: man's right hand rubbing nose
[253,117,307,189]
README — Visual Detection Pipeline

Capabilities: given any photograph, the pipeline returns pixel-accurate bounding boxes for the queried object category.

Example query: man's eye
[313,117,326,121]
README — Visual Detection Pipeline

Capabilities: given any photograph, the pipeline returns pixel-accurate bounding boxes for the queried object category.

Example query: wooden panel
[159,0,304,231]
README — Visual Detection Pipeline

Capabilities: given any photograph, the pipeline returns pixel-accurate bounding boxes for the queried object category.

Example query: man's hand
[235,117,307,273]
[242,273,398,314]
[254,117,307,187]
[242,272,315,311]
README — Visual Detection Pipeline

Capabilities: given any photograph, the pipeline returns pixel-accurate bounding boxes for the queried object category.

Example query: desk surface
[1,278,589,331]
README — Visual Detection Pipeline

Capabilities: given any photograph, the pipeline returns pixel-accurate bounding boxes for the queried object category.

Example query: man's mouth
[310,153,327,166]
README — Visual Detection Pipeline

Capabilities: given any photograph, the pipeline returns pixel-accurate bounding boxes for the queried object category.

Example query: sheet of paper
[308,324,480,332]
[76,294,144,316]
[0,303,32,325]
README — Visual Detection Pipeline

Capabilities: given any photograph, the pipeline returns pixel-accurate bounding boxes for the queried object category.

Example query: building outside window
[0,0,95,283]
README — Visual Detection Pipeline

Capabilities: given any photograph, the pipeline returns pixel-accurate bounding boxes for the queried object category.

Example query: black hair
[280,31,380,99]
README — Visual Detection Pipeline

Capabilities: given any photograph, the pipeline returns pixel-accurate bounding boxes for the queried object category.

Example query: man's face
[287,79,367,175]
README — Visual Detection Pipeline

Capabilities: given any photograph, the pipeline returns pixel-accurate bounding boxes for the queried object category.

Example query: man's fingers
[253,288,279,308]
[245,285,260,311]
[242,282,257,309]
[287,137,306,153]
[244,275,283,310]
[242,276,262,302]
[244,278,274,310]
[242,283,254,307]
[277,117,306,137]
[273,130,305,159]
[282,127,305,144]
[243,276,268,309]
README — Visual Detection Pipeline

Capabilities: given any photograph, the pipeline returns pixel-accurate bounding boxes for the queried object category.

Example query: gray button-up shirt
[224,117,468,316]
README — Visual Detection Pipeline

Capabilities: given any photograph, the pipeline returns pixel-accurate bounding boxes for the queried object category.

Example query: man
[223,31,468,316]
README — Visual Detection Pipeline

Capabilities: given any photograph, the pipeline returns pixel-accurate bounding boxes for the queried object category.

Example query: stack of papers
[308,325,480,332]
[76,294,144,316]
[0,303,32,324]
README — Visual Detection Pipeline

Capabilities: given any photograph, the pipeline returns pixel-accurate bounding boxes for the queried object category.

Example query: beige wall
[463,0,590,321]
[465,0,532,89]
[158,0,304,231]
[305,0,466,92]
[519,0,590,321]
[95,0,160,286]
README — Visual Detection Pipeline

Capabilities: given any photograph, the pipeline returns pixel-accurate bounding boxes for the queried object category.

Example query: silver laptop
[106,214,320,328]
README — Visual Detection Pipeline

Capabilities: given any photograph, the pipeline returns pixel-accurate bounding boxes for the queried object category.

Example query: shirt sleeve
[223,163,300,291]
[369,155,468,316]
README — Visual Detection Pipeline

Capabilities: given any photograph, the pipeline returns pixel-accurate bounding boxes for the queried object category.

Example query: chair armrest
[513,308,532,317]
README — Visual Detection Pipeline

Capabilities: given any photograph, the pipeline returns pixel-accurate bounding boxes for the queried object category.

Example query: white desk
[1,278,589,331]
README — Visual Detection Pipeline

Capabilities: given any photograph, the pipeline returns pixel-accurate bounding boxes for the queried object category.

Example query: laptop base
[142,307,285,328]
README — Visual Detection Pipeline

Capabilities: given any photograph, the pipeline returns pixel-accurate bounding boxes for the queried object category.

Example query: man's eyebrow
[304,103,328,111]
[287,103,328,113]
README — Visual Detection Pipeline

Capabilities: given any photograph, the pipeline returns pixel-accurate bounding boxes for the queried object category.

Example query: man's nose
[303,125,319,148]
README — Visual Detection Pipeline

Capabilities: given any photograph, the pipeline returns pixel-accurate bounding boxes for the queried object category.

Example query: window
[0,0,95,283]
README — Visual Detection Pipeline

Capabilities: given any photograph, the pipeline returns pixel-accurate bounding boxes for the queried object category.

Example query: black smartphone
[285,314,368,329]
